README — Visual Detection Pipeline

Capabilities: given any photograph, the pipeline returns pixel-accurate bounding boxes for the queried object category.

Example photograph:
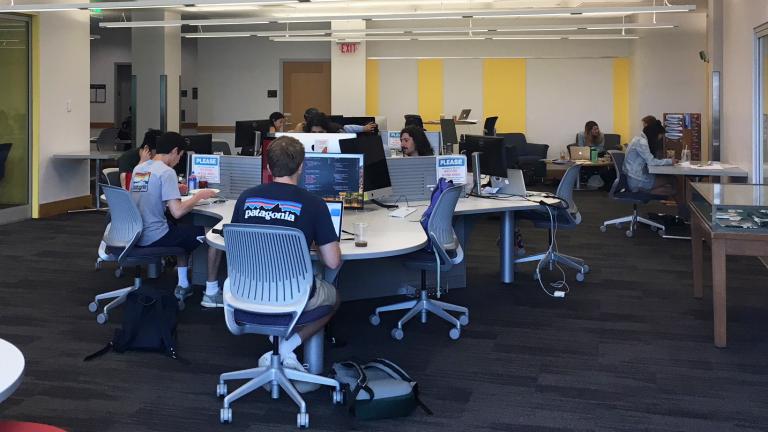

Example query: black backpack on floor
[84,286,184,362]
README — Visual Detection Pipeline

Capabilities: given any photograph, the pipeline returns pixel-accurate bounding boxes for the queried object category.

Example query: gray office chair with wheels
[212,140,232,155]
[217,224,343,428]
[369,184,469,340]
[514,164,590,281]
[600,150,666,237]
[89,185,186,324]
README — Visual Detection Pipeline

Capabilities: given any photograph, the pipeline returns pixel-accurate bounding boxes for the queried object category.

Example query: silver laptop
[570,146,590,161]
[326,201,343,240]
[493,169,528,197]
[458,109,471,120]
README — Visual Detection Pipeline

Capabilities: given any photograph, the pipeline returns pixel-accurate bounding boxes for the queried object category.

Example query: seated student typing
[130,132,224,308]
[268,111,286,133]
[576,121,605,153]
[230,136,341,369]
[400,125,434,156]
[623,133,676,197]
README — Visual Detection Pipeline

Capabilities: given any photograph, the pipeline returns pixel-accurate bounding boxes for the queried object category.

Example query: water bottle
[188,171,198,191]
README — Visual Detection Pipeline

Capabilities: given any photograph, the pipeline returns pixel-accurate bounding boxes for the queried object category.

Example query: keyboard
[389,207,417,218]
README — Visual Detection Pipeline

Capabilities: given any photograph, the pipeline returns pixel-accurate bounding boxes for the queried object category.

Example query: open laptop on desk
[326,201,343,240]
[457,109,471,121]
[569,146,590,161]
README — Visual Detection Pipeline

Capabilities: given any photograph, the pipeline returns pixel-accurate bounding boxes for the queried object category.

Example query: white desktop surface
[0,338,24,403]
[52,151,123,160]
[648,163,748,177]
[196,195,545,257]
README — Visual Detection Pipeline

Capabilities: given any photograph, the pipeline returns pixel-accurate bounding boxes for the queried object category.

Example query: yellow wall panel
[482,59,526,134]
[417,59,443,131]
[365,59,380,116]
[612,58,630,145]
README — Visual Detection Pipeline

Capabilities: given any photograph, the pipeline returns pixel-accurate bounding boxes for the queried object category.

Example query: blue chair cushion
[234,305,334,328]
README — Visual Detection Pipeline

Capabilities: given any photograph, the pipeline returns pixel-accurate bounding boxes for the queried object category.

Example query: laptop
[569,146,590,161]
[457,109,472,121]
[325,201,344,240]
[492,169,528,197]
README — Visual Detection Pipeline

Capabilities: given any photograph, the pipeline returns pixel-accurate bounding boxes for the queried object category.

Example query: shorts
[305,277,337,311]
[143,223,204,255]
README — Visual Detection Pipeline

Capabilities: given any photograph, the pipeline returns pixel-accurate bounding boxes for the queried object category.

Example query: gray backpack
[331,359,433,420]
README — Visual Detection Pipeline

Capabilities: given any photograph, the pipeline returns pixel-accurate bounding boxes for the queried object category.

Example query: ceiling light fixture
[0,0,298,13]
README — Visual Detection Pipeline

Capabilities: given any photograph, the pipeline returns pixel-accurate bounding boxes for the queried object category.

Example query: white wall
[443,59,483,136]
[722,0,768,179]
[89,28,131,124]
[630,13,709,141]
[331,20,366,116]
[38,10,90,205]
[526,58,615,156]
[196,37,330,127]
[377,60,418,131]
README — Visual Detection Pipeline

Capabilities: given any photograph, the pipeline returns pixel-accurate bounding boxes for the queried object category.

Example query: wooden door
[282,61,331,127]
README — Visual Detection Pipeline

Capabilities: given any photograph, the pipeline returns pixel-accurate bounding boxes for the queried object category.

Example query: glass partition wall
[0,15,30,224]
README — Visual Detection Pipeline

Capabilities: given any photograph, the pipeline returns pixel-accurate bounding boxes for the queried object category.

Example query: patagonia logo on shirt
[131,172,151,192]
[243,197,302,222]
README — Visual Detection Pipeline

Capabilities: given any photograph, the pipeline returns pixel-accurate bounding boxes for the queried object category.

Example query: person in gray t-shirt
[129,132,225,308]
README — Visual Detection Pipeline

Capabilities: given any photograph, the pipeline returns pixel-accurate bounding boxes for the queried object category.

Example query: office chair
[514,164,590,281]
[604,133,621,151]
[217,224,343,427]
[369,184,469,340]
[95,168,123,274]
[0,143,12,183]
[88,185,186,324]
[483,116,498,136]
[600,150,666,237]
[212,140,232,155]
[404,114,424,129]
[93,128,119,152]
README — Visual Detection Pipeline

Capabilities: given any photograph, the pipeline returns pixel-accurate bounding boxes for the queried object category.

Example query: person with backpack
[230,136,342,372]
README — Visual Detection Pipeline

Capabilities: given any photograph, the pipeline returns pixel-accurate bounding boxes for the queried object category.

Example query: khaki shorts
[305,276,337,311]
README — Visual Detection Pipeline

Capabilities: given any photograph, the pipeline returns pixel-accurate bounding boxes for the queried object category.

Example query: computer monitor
[425,131,441,156]
[339,134,393,200]
[274,132,354,154]
[299,153,365,209]
[177,134,213,175]
[440,118,459,145]
[235,120,261,155]
[460,135,507,178]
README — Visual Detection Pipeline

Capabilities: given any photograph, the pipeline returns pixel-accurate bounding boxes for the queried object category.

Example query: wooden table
[544,159,613,189]
[689,183,768,347]
[0,338,24,403]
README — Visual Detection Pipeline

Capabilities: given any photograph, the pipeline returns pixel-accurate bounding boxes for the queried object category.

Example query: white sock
[205,281,219,296]
[279,334,302,358]
[177,267,189,288]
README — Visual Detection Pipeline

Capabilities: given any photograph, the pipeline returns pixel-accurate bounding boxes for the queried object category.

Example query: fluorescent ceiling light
[0,0,297,13]
[101,18,269,28]
[268,33,641,42]
[184,33,251,38]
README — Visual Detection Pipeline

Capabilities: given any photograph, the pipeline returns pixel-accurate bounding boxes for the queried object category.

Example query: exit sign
[339,42,359,54]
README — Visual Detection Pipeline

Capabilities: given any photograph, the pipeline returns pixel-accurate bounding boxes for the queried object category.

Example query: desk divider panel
[384,156,437,202]
[210,155,262,200]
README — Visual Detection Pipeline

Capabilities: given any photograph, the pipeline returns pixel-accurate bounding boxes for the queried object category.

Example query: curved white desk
[0,338,24,403]
[196,200,428,260]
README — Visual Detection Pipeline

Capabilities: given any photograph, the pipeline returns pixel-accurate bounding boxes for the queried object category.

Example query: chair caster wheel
[576,272,585,282]
[625,230,634,238]
[369,314,380,326]
[297,412,309,428]
[88,302,98,313]
[459,314,469,326]
[216,383,227,397]
[650,226,658,232]
[582,264,590,273]
[391,328,404,340]
[220,407,232,424]
[178,300,186,311]
[114,268,123,278]
[94,260,102,270]
[599,225,607,233]
[96,313,108,324]
[449,327,461,340]
[658,230,665,238]
[332,389,345,405]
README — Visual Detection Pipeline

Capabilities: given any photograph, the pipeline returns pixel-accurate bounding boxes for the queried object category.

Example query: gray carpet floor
[1,189,768,431]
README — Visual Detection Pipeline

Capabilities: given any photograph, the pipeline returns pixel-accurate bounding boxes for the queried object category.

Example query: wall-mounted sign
[339,42,359,54]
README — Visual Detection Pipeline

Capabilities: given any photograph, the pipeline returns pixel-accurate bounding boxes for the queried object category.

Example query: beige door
[282,61,331,128]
